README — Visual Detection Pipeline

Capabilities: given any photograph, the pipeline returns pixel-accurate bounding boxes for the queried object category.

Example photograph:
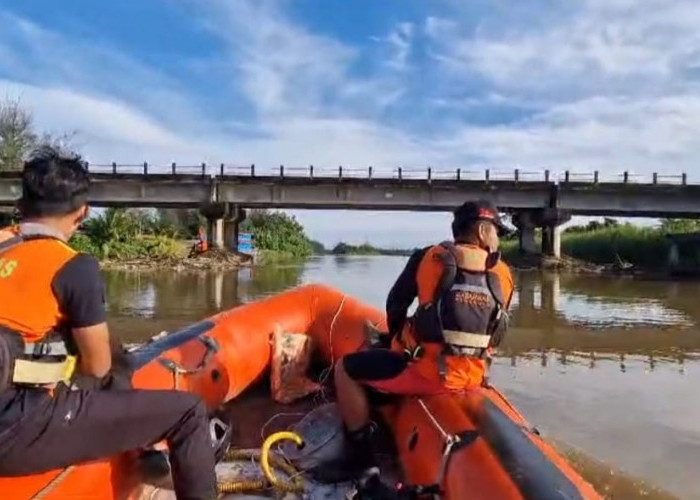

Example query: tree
[0,98,37,171]
[660,218,700,234]
[0,97,78,171]
[240,209,312,257]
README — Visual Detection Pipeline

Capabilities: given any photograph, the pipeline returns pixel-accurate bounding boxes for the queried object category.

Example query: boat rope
[217,431,305,497]
[317,294,347,393]
[418,398,449,441]
[30,466,74,499]
[327,294,346,365]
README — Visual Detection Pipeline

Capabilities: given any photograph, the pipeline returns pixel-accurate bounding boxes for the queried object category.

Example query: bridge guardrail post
[456,168,461,181]
[514,168,519,182]
[279,165,284,178]
[428,167,432,183]
[251,164,255,177]
[545,169,550,182]
[310,165,314,178]
[682,173,687,185]
[485,169,490,183]
[653,172,658,184]
[398,167,403,181]
[220,163,224,177]
[564,170,570,183]
[339,165,343,180]
[112,162,117,175]
[623,171,629,183]
[172,162,176,175]
[368,166,372,180]
[594,171,599,184]
[201,162,206,177]
[143,162,148,176]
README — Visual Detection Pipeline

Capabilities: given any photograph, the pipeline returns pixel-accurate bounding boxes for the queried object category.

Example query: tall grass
[499,224,680,269]
[561,225,670,268]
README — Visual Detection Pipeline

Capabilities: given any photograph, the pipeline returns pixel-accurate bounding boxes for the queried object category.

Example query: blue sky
[1,0,699,247]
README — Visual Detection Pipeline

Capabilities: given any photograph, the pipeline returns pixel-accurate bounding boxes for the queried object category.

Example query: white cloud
[425,0,700,95]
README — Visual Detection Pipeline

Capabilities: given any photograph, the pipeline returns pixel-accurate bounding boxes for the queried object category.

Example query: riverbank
[99,247,254,272]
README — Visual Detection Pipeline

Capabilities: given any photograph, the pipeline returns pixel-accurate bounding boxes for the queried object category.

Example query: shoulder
[52,253,107,327]
[55,252,102,280]
[52,252,104,299]
[492,258,513,283]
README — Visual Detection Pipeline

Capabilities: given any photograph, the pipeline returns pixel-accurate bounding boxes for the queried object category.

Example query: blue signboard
[238,232,255,253]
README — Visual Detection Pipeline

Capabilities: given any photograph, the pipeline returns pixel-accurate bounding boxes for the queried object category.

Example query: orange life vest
[0,224,79,391]
[392,241,514,391]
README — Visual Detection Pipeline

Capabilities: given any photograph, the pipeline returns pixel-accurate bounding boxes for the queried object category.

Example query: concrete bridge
[0,163,697,257]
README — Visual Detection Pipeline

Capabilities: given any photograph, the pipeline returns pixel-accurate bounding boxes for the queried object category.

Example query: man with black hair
[323,200,515,499]
[0,146,217,500]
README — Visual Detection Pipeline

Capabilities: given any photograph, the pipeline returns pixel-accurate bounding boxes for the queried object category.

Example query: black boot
[350,467,401,500]
[310,423,378,483]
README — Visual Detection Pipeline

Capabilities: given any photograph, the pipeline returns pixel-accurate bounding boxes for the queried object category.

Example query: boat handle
[158,336,220,389]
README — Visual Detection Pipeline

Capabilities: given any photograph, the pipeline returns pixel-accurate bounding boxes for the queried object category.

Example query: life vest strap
[12,355,77,385]
[23,341,69,356]
[443,330,491,349]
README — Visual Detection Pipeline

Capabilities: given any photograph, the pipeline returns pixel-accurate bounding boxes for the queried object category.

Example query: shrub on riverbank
[240,209,312,257]
[70,208,185,260]
[501,222,684,270]
[561,225,669,268]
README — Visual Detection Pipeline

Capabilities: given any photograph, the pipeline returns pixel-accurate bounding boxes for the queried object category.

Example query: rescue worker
[188,228,208,258]
[0,147,217,500]
[328,200,515,499]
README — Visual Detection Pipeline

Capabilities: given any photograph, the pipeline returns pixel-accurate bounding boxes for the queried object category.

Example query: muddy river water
[105,255,700,499]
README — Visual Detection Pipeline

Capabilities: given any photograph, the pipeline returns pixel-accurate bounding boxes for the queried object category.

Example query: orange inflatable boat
[0,284,602,499]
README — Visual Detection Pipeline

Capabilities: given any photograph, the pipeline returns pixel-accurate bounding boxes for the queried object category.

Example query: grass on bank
[502,220,700,270]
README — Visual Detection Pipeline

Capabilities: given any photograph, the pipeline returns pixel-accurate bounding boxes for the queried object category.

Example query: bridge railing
[88,162,209,176]
[79,163,694,185]
[558,170,690,185]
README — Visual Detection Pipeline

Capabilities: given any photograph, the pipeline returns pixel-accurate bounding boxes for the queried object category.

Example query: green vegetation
[502,218,700,270]
[309,240,416,256]
[240,209,312,257]
[330,242,415,256]
[70,208,186,260]
[559,218,700,269]
[561,225,668,268]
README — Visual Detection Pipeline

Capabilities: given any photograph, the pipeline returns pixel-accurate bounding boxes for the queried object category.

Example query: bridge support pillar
[512,211,538,254]
[541,211,571,258]
[200,202,226,249]
[223,205,247,253]
[207,218,224,248]
[541,226,562,258]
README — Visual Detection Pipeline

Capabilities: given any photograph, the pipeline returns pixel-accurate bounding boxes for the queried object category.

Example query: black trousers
[0,385,217,500]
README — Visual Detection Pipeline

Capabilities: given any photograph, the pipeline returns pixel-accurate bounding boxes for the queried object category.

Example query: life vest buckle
[403,344,424,361]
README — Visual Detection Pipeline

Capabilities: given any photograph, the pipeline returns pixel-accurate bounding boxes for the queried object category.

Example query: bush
[561,225,669,268]
[72,208,186,260]
[241,210,312,257]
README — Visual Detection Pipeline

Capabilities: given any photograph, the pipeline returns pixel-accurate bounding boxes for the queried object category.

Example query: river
[104,255,700,500]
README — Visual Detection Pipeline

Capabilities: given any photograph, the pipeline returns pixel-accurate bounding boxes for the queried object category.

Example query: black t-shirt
[52,253,107,329]
[385,246,430,336]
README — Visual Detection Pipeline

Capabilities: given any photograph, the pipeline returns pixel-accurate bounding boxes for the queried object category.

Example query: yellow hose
[217,431,305,496]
